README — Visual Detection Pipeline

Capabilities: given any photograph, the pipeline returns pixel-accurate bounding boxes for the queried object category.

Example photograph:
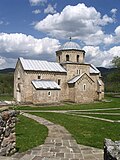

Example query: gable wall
[14,60,25,102]
[74,75,95,103]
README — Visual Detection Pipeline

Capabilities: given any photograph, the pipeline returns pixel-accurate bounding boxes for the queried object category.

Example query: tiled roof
[19,57,66,73]
[32,80,61,90]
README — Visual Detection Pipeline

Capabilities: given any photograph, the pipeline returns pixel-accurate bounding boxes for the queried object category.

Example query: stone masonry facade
[14,41,104,104]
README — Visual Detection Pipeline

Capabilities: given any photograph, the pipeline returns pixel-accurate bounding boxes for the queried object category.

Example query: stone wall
[32,89,60,104]
[104,138,120,160]
[56,50,85,64]
[0,110,19,156]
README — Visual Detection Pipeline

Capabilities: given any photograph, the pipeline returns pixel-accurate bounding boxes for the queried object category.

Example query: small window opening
[66,55,69,61]
[77,70,79,74]
[48,91,51,96]
[58,79,61,85]
[77,69,81,75]
[83,84,86,91]
[18,72,20,80]
[77,55,79,62]
[17,83,21,92]
[38,75,41,79]
[58,56,60,63]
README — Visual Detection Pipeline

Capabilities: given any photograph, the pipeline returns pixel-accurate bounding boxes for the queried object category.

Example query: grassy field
[2,94,120,151]
[68,112,120,121]
[16,114,48,152]
[0,94,13,101]
[12,95,120,111]
[30,112,120,149]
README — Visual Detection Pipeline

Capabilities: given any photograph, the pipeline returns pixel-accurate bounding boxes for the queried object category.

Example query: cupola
[56,38,85,64]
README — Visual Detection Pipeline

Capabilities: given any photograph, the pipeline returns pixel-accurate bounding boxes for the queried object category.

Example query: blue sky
[0,0,120,68]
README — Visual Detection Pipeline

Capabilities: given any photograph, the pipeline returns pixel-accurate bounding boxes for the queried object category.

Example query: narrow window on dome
[38,75,41,79]
[58,56,60,63]
[48,91,51,96]
[66,55,69,61]
[58,79,61,85]
[77,55,79,62]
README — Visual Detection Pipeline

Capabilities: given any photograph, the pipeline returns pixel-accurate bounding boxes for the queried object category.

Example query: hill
[0,68,14,74]
[98,67,120,92]
[0,69,14,95]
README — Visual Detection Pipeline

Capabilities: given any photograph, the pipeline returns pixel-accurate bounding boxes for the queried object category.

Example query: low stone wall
[104,139,120,160]
[0,110,19,156]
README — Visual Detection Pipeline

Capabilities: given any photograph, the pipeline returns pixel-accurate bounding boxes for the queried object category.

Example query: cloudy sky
[0,0,120,69]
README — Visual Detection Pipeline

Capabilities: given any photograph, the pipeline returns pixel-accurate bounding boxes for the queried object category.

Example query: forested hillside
[98,67,120,92]
[0,71,14,95]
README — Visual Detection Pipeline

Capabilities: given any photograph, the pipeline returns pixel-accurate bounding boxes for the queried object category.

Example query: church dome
[60,41,81,50]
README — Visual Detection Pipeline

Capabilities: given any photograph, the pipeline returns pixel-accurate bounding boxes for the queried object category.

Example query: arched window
[17,83,21,92]
[77,55,79,62]
[66,55,69,61]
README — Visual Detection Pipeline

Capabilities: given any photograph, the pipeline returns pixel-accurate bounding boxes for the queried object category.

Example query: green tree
[112,56,120,68]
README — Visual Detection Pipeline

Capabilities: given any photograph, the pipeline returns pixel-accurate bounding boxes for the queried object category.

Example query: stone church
[14,40,104,104]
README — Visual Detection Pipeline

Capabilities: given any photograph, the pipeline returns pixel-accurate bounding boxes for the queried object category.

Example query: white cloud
[83,45,120,67]
[115,26,120,35]
[0,33,60,56]
[29,0,47,6]
[32,9,41,14]
[111,8,117,14]
[0,33,60,68]
[0,57,17,69]
[35,3,115,45]
[103,26,120,45]
[44,4,57,14]
[0,32,119,68]
[0,56,5,65]
[110,8,117,21]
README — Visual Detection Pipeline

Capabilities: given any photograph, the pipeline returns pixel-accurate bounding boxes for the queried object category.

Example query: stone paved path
[0,112,103,160]
[10,112,103,160]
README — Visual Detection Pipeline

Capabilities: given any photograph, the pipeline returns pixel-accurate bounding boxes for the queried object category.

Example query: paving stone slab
[1,112,103,160]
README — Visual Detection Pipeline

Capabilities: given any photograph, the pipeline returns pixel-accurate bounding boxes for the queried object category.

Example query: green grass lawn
[0,94,13,101]
[16,114,48,152]
[30,112,120,149]
[80,109,120,113]
[12,96,120,111]
[15,95,120,151]
[69,113,120,121]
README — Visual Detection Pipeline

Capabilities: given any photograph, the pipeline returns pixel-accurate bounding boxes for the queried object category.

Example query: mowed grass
[30,112,120,149]
[81,109,120,113]
[16,115,48,152]
[12,95,120,111]
[0,94,13,101]
[70,113,120,121]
